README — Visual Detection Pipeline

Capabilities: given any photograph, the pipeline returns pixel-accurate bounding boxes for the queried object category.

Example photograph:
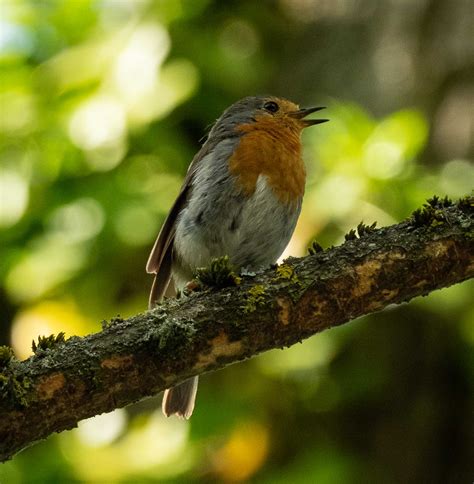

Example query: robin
[147,95,327,418]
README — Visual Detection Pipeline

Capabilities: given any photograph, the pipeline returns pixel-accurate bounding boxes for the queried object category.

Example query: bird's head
[210,95,328,139]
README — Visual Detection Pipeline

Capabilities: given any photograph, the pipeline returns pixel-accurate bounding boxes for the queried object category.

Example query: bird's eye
[263,101,279,113]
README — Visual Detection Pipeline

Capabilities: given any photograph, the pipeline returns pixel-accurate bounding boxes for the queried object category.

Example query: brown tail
[148,249,173,309]
[162,376,199,419]
[148,245,198,418]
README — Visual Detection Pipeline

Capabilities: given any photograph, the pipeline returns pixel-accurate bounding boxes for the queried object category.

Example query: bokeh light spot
[220,19,259,59]
[114,23,170,103]
[76,410,127,447]
[311,174,364,217]
[258,331,337,375]
[47,198,105,243]
[61,411,191,481]
[114,205,160,246]
[11,300,90,359]
[363,141,405,179]
[0,20,34,57]
[68,95,126,151]
[212,421,269,482]
[6,242,87,302]
[0,90,36,134]
[125,58,199,124]
[0,170,29,228]
[440,159,474,197]
[84,139,128,172]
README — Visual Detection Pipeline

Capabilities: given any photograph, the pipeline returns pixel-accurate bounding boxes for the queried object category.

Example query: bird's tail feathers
[162,376,199,419]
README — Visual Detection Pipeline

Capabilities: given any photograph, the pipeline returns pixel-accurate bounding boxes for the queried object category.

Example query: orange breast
[228,116,306,206]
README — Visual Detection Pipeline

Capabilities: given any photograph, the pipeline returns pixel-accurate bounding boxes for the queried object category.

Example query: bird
[146,95,328,419]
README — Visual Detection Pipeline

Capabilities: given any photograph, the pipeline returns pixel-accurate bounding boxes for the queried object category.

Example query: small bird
[147,95,327,418]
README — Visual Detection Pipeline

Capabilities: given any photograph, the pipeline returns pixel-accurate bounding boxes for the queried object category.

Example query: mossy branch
[1,196,473,462]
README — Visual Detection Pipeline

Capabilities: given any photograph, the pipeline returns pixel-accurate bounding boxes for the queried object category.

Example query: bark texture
[0,198,473,462]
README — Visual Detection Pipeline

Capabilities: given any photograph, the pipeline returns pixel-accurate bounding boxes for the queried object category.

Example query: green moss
[0,374,9,396]
[241,285,267,314]
[0,346,14,369]
[357,221,377,237]
[411,207,430,226]
[344,222,377,241]
[344,229,357,241]
[13,376,31,407]
[32,332,67,354]
[345,221,377,241]
[274,264,300,285]
[458,194,473,213]
[411,205,446,227]
[194,256,242,288]
[101,315,125,330]
[308,240,324,255]
[157,319,196,353]
[427,195,453,208]
[0,372,31,408]
[410,195,459,228]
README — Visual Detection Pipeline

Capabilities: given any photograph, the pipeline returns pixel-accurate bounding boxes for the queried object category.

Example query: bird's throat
[229,119,306,206]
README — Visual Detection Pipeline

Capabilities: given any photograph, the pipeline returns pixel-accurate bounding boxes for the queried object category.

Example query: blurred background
[0,0,473,482]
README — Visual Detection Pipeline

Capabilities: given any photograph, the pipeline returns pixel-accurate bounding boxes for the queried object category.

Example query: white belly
[173,175,301,287]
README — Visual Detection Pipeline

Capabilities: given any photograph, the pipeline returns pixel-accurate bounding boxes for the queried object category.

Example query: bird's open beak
[289,106,328,127]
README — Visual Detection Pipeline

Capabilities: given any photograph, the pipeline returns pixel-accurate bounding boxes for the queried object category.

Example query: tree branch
[1,197,473,462]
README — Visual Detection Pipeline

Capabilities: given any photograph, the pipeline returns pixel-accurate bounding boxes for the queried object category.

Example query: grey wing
[146,140,217,308]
